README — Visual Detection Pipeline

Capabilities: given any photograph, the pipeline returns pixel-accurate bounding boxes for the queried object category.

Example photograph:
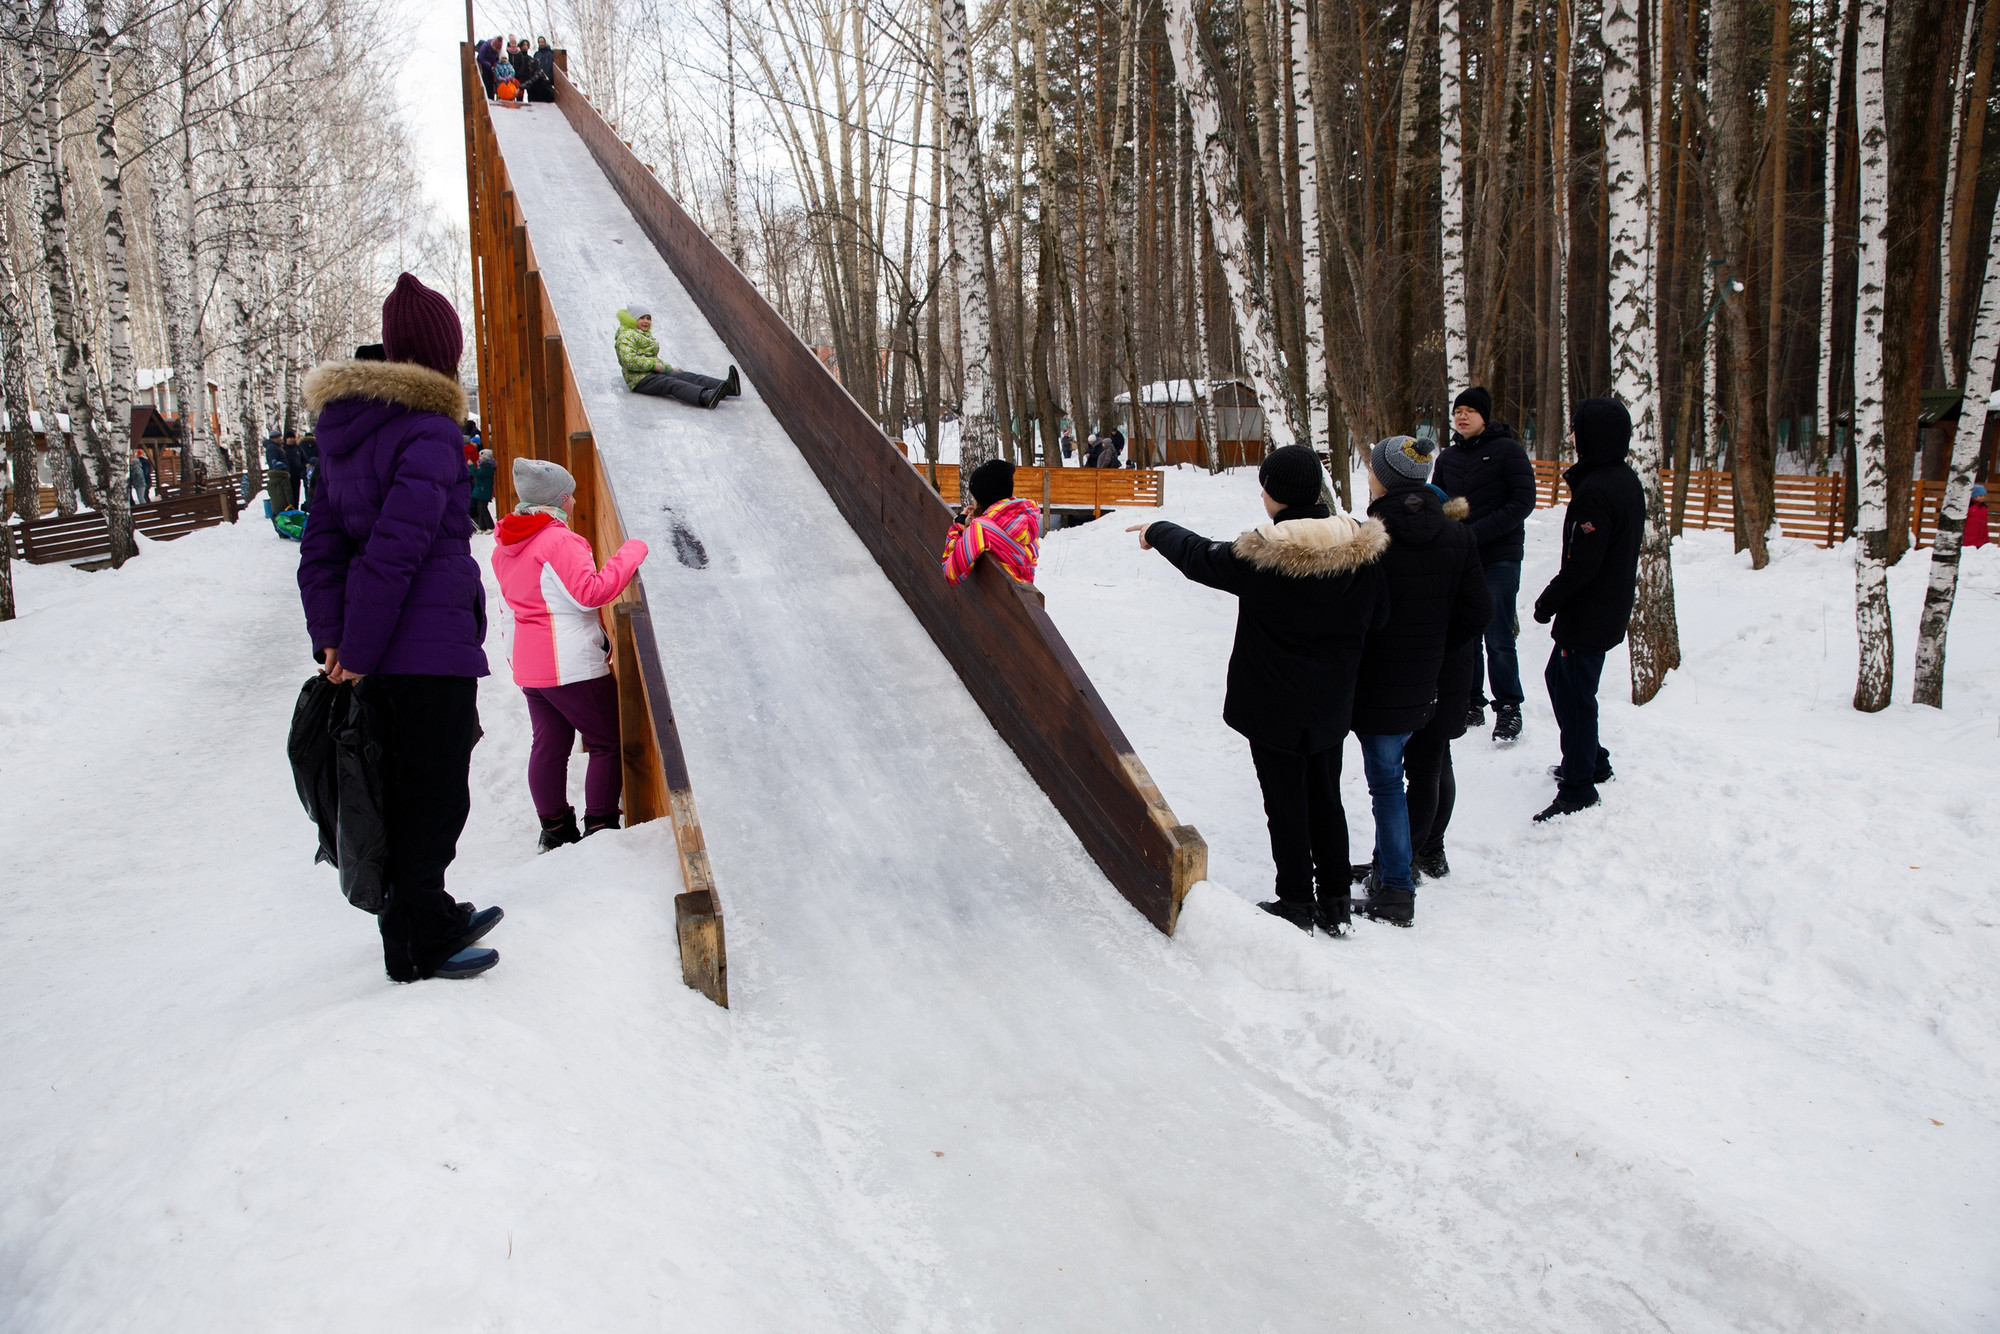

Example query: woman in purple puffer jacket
[298,273,502,983]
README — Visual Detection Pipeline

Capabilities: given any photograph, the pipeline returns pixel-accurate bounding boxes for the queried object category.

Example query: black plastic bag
[285,674,390,914]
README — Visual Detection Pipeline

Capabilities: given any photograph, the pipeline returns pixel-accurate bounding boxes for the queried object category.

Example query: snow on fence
[546,55,1207,935]
[464,47,728,1008]
[1528,459,1997,549]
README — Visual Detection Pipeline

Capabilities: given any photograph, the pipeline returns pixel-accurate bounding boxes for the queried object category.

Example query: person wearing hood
[615,307,739,408]
[1531,396,1645,823]
[1348,434,1492,927]
[298,272,502,983]
[469,448,497,532]
[1129,446,1390,935]
[1966,483,1990,549]
[490,458,649,853]
[1432,386,1536,745]
[942,458,1041,584]
[475,35,501,99]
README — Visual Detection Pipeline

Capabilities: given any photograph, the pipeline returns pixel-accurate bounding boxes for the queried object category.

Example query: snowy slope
[1042,466,2000,1331]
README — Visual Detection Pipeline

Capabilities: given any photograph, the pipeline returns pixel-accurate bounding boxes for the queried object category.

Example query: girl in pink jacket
[490,458,648,851]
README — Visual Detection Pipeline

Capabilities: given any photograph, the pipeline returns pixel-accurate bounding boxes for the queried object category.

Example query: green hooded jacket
[615,308,670,388]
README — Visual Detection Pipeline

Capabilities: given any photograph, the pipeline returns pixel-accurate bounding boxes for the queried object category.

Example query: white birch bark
[0,193,40,524]
[86,0,137,561]
[1604,0,1677,701]
[1166,0,1300,451]
[1850,0,1892,712]
[725,0,743,265]
[1911,188,2000,706]
[1817,0,1848,460]
[1938,0,1974,385]
[1289,0,1327,457]
[938,0,998,470]
[1438,0,1470,396]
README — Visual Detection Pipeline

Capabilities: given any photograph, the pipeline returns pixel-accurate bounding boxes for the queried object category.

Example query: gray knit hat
[1370,434,1437,490]
[513,457,576,507]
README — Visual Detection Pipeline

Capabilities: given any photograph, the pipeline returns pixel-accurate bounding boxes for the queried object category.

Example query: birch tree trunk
[1850,0,1893,712]
[1438,0,1470,394]
[939,0,998,471]
[1817,0,1849,460]
[1166,0,1301,450]
[87,0,137,563]
[1289,0,1327,458]
[1911,188,1999,706]
[0,199,39,525]
[1937,0,1974,386]
[1552,0,1573,456]
[1605,0,1678,702]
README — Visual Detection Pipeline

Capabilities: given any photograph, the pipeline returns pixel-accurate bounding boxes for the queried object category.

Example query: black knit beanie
[1452,386,1493,421]
[1571,396,1633,464]
[968,458,1017,511]
[1257,444,1326,509]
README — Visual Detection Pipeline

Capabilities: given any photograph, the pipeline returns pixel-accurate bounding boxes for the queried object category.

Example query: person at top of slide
[614,307,740,409]
[942,458,1041,585]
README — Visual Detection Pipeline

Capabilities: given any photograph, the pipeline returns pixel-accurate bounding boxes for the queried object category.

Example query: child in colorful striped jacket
[942,459,1041,585]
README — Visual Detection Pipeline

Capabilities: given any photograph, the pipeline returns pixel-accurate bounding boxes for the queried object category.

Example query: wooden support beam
[612,603,662,825]
[544,334,567,472]
[674,889,728,1008]
[526,268,548,460]
[568,430,598,560]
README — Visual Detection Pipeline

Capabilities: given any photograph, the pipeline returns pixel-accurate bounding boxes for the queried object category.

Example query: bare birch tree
[938,0,997,471]
[1849,0,1892,713]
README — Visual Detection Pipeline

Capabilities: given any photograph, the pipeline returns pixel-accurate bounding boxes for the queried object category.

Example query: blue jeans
[1472,560,1524,708]
[1356,731,1415,890]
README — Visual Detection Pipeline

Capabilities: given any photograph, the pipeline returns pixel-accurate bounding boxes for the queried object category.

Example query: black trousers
[633,369,725,407]
[1545,645,1609,801]
[1248,739,1349,912]
[361,674,481,981]
[469,497,494,531]
[1403,717,1456,855]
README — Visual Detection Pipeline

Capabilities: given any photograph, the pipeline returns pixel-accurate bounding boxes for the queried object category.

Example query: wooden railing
[919,463,1166,514]
[464,44,727,1007]
[7,483,239,565]
[1530,458,1996,550]
[551,62,1206,934]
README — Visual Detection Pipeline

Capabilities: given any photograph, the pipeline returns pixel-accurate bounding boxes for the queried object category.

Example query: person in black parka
[1432,386,1537,744]
[1531,396,1645,822]
[1400,517,1481,882]
[1132,445,1389,935]
[1349,435,1493,926]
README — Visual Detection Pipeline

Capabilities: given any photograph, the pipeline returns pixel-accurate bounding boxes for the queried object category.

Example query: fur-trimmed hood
[1231,513,1389,577]
[1443,495,1470,521]
[304,359,468,422]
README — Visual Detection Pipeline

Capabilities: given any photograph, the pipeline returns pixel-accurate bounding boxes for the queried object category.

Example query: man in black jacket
[1432,386,1537,745]
[1349,435,1493,925]
[1131,446,1389,935]
[1532,397,1645,822]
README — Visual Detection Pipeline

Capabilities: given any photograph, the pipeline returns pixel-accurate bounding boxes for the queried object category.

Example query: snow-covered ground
[1,471,1992,1331]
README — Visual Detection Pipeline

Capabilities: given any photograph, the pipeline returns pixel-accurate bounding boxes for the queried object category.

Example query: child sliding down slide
[615,306,740,409]
[490,458,649,853]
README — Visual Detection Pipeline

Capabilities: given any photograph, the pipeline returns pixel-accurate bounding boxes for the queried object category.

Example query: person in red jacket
[1966,484,1990,549]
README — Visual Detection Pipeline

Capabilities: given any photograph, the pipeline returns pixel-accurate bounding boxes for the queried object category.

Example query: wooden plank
[673,888,728,1008]
[612,602,661,824]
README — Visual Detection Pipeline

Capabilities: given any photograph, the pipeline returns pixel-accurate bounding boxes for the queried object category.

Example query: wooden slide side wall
[463,47,727,1005]
[549,67,1205,933]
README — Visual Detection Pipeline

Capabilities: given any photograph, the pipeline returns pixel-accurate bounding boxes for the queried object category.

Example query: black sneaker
[1546,763,1614,784]
[1412,847,1449,880]
[444,905,504,956]
[722,365,741,397]
[583,812,621,837]
[1314,899,1351,937]
[1465,703,1486,729]
[1533,791,1602,823]
[537,808,582,853]
[701,386,724,409]
[1259,899,1315,932]
[435,946,499,979]
[1492,703,1522,744]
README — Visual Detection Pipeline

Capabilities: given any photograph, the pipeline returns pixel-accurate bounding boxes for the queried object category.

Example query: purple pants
[523,675,622,818]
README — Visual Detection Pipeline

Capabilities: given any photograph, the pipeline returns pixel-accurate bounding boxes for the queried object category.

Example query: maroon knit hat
[380,272,463,376]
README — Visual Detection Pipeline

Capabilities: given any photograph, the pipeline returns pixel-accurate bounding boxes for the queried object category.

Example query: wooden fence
[920,463,1166,514]
[8,482,239,565]
[1530,459,1997,549]
[550,61,1207,934]
[464,46,727,1007]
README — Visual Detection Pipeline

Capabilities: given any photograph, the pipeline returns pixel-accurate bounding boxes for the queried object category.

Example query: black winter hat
[1571,396,1633,464]
[1452,386,1493,421]
[1257,444,1326,509]
[968,458,1017,511]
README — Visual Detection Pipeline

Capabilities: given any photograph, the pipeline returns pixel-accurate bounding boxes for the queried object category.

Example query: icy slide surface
[486,106,1456,1326]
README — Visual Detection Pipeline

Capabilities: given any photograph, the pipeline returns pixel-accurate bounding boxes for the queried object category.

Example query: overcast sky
[390,1,525,230]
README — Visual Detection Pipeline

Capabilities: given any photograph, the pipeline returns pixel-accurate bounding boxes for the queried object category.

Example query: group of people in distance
[941,389,1645,936]
[475,34,555,105]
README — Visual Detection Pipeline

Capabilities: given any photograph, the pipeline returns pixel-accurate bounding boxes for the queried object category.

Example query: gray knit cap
[513,457,576,507]
[1370,434,1437,490]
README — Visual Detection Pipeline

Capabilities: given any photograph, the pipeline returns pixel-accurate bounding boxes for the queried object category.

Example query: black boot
[1412,846,1450,880]
[1532,790,1601,823]
[1359,871,1416,927]
[583,812,621,837]
[1259,899,1315,932]
[1492,703,1523,744]
[1313,894,1351,937]
[537,807,582,853]
[700,385,724,408]
[722,365,741,397]
[1465,702,1486,729]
